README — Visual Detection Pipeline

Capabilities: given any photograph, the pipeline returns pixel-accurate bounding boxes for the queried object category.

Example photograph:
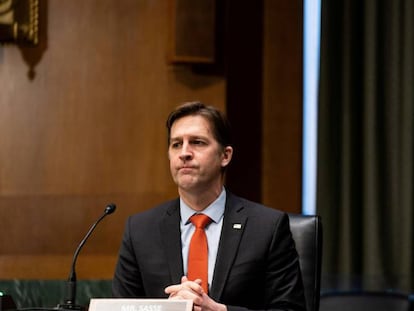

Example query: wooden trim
[0,255,117,279]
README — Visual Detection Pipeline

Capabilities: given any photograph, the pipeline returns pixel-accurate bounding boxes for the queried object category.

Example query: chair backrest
[319,291,414,311]
[288,214,323,311]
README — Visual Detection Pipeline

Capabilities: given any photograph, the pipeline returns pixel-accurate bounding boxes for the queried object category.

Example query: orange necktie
[187,214,212,293]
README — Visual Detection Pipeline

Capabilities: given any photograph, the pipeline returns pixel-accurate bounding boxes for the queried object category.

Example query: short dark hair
[166,101,232,148]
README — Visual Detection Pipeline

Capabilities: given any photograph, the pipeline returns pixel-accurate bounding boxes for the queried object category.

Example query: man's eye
[192,140,205,145]
[171,142,182,148]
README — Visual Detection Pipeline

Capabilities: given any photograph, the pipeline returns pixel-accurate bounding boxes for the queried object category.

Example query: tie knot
[190,214,212,229]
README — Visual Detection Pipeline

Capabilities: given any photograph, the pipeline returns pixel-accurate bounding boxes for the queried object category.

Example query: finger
[169,295,185,300]
[183,279,204,294]
[165,284,182,294]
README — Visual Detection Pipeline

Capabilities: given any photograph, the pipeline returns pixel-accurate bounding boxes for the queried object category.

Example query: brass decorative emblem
[0,0,39,45]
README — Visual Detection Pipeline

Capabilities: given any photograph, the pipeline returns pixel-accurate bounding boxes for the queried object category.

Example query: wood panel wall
[0,0,225,279]
[225,0,303,212]
[0,0,303,280]
[262,1,303,210]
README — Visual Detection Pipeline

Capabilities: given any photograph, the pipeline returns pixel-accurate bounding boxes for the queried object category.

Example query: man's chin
[177,182,197,191]
[177,178,202,192]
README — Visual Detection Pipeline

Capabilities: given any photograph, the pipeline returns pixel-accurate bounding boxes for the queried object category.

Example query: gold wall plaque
[0,0,39,45]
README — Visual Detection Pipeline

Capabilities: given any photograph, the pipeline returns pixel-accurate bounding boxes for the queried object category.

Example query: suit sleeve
[112,216,145,297]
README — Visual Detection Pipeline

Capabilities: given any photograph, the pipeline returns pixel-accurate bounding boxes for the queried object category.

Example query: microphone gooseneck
[57,203,116,311]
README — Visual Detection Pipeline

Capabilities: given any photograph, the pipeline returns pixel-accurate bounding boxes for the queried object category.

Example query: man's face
[168,115,232,193]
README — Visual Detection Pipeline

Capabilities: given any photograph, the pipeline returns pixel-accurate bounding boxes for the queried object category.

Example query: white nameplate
[89,299,193,311]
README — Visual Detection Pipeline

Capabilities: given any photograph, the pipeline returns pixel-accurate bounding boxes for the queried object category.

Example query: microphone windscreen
[105,203,117,214]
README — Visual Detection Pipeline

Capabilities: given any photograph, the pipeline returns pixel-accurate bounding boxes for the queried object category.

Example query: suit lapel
[160,200,184,285]
[210,194,247,300]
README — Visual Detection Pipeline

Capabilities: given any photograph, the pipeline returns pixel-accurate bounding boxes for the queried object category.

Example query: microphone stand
[56,204,116,311]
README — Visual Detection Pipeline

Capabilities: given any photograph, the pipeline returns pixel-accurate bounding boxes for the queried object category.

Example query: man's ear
[221,146,233,168]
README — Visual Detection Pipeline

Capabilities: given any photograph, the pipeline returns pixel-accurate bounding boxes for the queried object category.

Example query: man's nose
[179,142,193,161]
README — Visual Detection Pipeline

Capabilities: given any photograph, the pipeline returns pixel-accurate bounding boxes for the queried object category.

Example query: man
[112,102,306,311]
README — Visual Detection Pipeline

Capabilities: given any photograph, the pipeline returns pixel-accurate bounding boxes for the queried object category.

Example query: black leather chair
[288,214,323,311]
[319,291,414,311]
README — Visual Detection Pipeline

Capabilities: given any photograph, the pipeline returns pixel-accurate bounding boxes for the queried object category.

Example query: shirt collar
[180,188,226,225]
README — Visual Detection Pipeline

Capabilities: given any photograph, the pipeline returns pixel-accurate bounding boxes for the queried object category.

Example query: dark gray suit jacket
[112,192,306,311]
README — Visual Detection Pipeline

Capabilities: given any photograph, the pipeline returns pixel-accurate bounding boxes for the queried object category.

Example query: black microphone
[57,203,116,311]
